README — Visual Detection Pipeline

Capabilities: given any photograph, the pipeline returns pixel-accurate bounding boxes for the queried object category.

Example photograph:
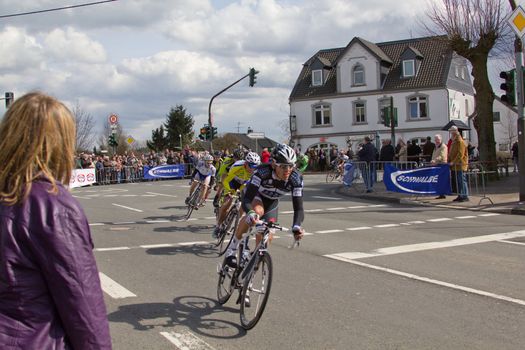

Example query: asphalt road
[73,174,525,350]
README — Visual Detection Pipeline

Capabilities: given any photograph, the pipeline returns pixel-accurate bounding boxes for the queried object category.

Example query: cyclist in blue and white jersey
[185,154,216,208]
[224,144,305,267]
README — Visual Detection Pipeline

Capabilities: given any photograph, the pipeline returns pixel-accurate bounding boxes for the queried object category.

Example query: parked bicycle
[185,180,207,220]
[216,220,287,330]
[214,192,242,256]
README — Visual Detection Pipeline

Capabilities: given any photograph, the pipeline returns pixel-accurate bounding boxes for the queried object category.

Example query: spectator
[448,125,469,202]
[0,92,111,349]
[261,147,271,163]
[512,141,518,173]
[396,138,408,162]
[358,136,377,193]
[422,136,435,163]
[407,140,421,163]
[318,148,327,171]
[329,145,338,164]
[431,134,448,199]
[379,139,395,162]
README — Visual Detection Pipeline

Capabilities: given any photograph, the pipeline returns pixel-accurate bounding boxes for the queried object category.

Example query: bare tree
[424,0,511,171]
[72,102,96,152]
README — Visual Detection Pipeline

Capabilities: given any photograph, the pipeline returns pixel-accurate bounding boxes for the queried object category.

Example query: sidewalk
[334,171,525,215]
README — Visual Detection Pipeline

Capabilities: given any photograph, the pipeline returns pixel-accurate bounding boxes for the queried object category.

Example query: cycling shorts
[241,194,279,223]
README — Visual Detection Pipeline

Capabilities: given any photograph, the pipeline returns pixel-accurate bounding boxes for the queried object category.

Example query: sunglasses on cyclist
[248,163,258,169]
[275,163,294,170]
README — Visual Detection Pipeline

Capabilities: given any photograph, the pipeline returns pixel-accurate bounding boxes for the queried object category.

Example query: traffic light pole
[207,72,251,141]
[515,39,525,202]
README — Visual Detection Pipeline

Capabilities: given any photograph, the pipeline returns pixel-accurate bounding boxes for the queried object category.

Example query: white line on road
[347,205,368,209]
[325,229,525,260]
[72,195,92,199]
[478,213,501,217]
[455,216,477,219]
[160,331,216,350]
[346,226,372,231]
[112,203,143,212]
[315,229,344,234]
[146,192,178,197]
[499,239,525,246]
[96,247,131,252]
[89,223,105,226]
[146,220,171,223]
[98,272,136,299]
[407,221,426,224]
[374,224,400,228]
[113,221,136,225]
[426,218,452,222]
[326,207,347,211]
[305,209,323,212]
[312,196,341,200]
[325,258,525,307]
[140,243,174,249]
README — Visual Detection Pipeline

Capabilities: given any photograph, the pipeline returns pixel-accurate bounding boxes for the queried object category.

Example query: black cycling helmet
[272,144,297,165]
[233,149,245,160]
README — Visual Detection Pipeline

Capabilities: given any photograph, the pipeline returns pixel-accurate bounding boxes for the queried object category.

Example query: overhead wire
[0,0,118,19]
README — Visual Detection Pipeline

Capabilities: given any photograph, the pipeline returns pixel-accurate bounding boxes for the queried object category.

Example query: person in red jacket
[0,92,112,349]
[261,147,271,163]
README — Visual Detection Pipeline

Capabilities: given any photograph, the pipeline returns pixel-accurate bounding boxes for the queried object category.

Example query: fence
[89,163,196,186]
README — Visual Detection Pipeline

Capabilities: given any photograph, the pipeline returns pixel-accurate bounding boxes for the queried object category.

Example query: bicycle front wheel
[240,253,273,330]
[326,169,337,183]
[217,209,239,255]
[217,264,235,305]
[185,186,201,220]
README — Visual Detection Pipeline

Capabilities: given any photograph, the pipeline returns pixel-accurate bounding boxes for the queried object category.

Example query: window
[312,70,322,86]
[313,104,331,126]
[493,111,501,122]
[408,95,428,119]
[461,67,466,79]
[353,64,365,85]
[403,60,415,77]
[353,101,366,124]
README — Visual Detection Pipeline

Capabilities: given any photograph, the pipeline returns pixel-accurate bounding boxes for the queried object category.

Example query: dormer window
[403,60,415,77]
[312,69,323,86]
[352,64,365,86]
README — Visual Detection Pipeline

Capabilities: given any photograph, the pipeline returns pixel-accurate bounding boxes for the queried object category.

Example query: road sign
[507,5,525,38]
[126,136,135,145]
[247,132,265,139]
[108,114,119,125]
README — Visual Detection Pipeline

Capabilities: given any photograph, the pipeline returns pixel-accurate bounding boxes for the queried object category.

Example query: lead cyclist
[224,144,305,268]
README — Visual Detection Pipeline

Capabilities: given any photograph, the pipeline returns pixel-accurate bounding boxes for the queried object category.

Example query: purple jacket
[0,179,111,349]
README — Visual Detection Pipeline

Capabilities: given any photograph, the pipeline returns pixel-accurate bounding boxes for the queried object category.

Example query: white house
[288,36,477,153]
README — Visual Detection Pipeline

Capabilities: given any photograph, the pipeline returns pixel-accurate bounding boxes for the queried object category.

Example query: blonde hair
[0,92,76,205]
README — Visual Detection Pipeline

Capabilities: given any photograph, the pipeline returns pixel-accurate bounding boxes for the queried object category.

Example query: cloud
[0,26,42,71]
[43,27,107,63]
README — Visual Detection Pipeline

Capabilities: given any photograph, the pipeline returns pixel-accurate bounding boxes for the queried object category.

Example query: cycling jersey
[222,160,252,194]
[243,163,304,227]
[194,160,216,177]
[217,157,235,178]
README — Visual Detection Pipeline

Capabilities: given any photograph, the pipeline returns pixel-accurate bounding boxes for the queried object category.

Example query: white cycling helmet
[203,154,213,162]
[245,152,261,166]
[342,155,349,161]
[272,144,297,165]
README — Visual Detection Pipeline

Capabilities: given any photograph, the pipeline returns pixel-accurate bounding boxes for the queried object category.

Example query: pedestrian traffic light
[5,92,14,108]
[500,69,516,106]
[249,67,259,87]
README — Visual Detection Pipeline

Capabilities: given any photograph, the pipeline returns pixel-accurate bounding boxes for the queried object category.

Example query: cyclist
[185,154,216,208]
[296,153,309,173]
[224,144,305,268]
[336,153,349,176]
[212,152,261,238]
[213,149,245,208]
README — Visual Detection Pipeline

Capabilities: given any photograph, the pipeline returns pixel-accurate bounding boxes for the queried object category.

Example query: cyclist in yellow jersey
[212,152,260,238]
[213,149,245,208]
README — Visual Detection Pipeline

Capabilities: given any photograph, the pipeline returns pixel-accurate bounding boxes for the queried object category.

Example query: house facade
[288,36,476,153]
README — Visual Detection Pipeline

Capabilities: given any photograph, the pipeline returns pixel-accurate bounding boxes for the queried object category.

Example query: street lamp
[179,134,182,150]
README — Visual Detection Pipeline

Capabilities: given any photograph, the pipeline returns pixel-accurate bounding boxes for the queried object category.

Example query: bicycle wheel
[326,169,337,183]
[186,185,201,220]
[239,253,273,330]
[217,209,238,255]
[217,264,235,304]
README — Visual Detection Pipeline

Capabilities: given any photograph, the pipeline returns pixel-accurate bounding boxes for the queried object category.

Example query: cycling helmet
[245,152,261,166]
[213,150,222,157]
[342,155,349,161]
[296,154,309,172]
[203,154,214,162]
[233,149,245,160]
[272,144,297,165]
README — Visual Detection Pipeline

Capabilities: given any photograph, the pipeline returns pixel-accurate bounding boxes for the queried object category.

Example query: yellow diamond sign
[508,6,525,38]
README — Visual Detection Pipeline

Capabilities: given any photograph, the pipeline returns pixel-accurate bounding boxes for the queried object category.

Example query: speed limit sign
[108,114,119,125]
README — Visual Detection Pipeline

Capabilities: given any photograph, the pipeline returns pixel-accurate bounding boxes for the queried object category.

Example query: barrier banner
[343,163,355,187]
[70,168,96,188]
[144,164,186,179]
[384,164,451,195]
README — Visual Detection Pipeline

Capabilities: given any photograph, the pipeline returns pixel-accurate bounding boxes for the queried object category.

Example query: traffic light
[5,92,14,108]
[205,126,212,140]
[382,106,398,127]
[211,126,218,139]
[199,126,208,141]
[249,67,259,87]
[108,134,118,147]
[500,69,516,106]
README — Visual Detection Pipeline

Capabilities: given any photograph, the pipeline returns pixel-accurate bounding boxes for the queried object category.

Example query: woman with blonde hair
[0,92,111,349]
[396,138,408,162]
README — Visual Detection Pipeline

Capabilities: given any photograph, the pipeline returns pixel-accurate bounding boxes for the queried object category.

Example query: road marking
[347,205,368,209]
[96,247,130,251]
[204,216,216,220]
[346,226,372,231]
[98,272,136,299]
[326,207,347,211]
[312,196,341,200]
[325,259,525,307]
[146,192,178,197]
[455,216,477,219]
[499,239,525,246]
[374,224,400,228]
[316,229,344,234]
[146,220,171,223]
[281,210,294,214]
[95,241,210,252]
[140,243,174,249]
[407,221,426,224]
[426,218,452,222]
[113,221,136,225]
[160,331,216,350]
[121,194,138,197]
[478,213,501,217]
[325,229,525,260]
[72,195,92,199]
[305,209,323,212]
[178,241,210,246]
[112,203,143,212]
[89,223,105,226]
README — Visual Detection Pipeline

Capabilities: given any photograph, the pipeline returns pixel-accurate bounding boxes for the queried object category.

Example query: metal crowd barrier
[91,163,196,186]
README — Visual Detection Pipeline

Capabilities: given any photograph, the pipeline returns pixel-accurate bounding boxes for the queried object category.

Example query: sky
[0,0,518,146]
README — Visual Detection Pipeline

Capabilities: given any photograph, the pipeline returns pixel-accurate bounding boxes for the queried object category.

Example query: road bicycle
[185,180,207,220]
[214,192,242,256]
[216,220,285,330]
[326,163,342,183]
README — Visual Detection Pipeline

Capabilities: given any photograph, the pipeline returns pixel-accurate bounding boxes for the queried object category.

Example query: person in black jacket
[379,139,395,162]
[358,136,377,192]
